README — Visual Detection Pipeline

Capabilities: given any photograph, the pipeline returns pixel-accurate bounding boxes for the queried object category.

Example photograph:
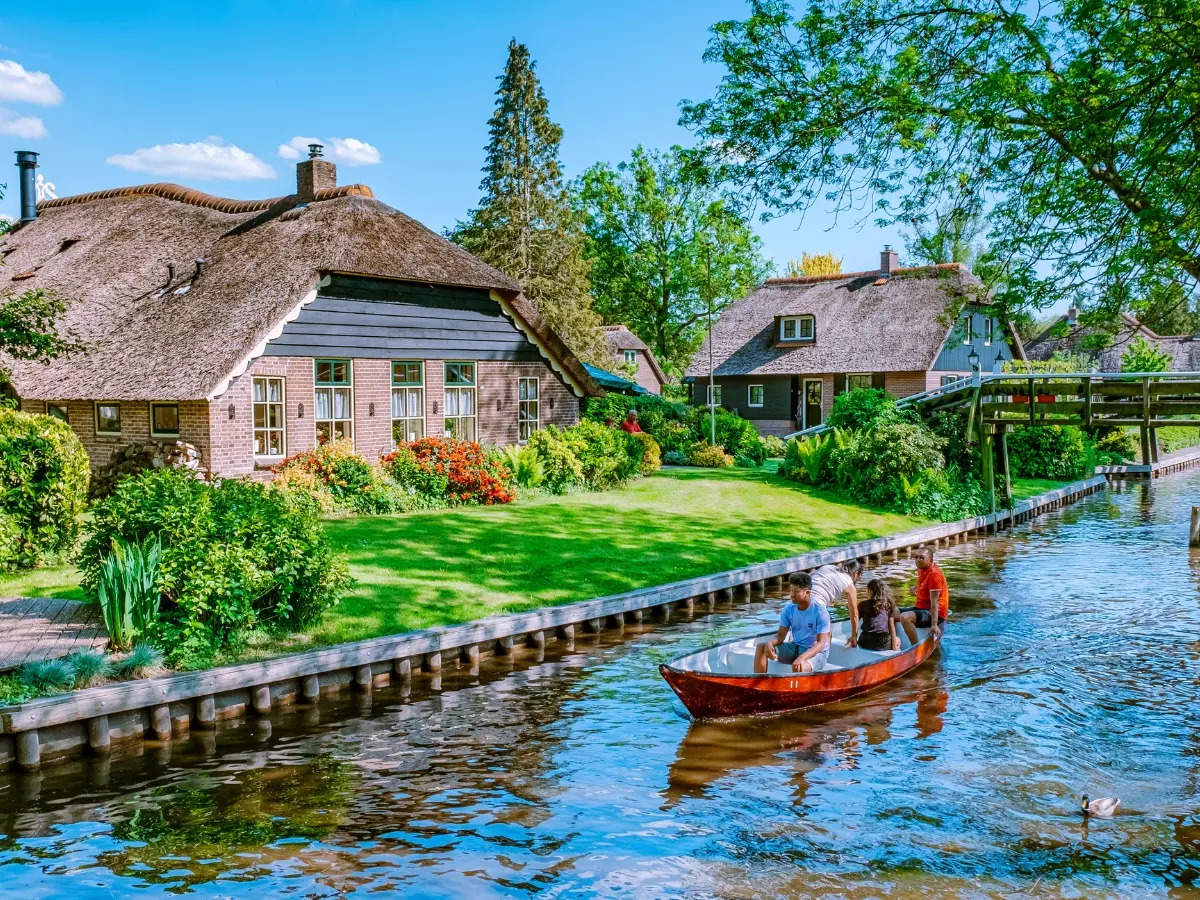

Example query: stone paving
[0,596,107,671]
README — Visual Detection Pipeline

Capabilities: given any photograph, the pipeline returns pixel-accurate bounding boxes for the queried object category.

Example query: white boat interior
[670,619,931,677]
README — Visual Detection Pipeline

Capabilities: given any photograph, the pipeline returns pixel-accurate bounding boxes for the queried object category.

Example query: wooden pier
[0,475,1107,772]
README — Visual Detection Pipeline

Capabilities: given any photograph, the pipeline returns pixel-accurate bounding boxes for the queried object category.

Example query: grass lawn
[1010,477,1071,501]
[0,467,1080,656]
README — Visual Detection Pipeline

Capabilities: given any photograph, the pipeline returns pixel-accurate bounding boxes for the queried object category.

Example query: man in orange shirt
[620,410,643,433]
[899,547,947,644]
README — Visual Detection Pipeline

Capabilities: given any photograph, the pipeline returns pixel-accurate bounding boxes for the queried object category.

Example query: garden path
[0,597,107,671]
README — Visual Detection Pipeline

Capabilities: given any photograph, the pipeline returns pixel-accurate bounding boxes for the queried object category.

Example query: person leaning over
[621,409,643,433]
[899,547,948,644]
[754,572,832,674]
[809,558,862,647]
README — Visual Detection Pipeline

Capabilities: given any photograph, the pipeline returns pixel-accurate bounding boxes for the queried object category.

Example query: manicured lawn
[1010,477,1071,501]
[0,468,1080,657]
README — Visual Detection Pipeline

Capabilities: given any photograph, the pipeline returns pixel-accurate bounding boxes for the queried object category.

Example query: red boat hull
[660,635,941,719]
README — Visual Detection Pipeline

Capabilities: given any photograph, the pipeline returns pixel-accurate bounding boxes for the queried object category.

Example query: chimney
[15,150,38,223]
[880,244,899,276]
[296,143,336,201]
[1067,305,1080,326]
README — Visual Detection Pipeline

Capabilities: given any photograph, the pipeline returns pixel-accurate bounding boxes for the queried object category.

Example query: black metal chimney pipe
[15,150,38,223]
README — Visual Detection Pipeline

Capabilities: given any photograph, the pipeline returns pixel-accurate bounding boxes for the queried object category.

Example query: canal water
[3,473,1200,898]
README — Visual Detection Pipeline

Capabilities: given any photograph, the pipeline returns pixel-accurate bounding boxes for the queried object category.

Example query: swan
[1081,794,1120,817]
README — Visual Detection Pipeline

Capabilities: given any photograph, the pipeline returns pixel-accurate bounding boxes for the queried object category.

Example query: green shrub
[899,466,989,520]
[662,449,688,466]
[1120,336,1172,373]
[96,534,163,651]
[583,394,690,448]
[112,644,163,679]
[835,420,946,506]
[655,420,696,454]
[18,658,73,694]
[80,468,351,667]
[1007,425,1089,480]
[689,407,765,464]
[0,408,89,570]
[1090,426,1137,464]
[563,419,643,490]
[64,649,111,689]
[687,442,734,468]
[526,426,585,493]
[378,444,451,505]
[926,409,977,471]
[762,434,787,458]
[271,440,402,514]
[779,430,847,485]
[826,388,912,432]
[501,444,546,488]
[632,432,661,475]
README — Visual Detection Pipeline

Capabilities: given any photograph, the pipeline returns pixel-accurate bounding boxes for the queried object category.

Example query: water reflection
[3,475,1200,896]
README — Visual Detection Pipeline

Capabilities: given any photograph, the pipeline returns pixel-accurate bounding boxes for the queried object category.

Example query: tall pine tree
[453,40,609,368]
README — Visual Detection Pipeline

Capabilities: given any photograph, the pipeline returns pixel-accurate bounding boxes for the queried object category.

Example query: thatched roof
[2,183,600,400]
[1026,312,1200,370]
[602,324,667,384]
[685,264,989,378]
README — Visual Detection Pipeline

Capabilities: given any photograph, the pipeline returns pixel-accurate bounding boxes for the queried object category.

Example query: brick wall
[477,360,579,445]
[885,371,930,399]
[20,398,212,474]
[633,353,663,395]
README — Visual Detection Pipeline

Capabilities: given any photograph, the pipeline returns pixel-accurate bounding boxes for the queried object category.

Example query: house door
[803,379,822,429]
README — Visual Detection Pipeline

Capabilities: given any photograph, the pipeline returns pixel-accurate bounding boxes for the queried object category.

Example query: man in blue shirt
[753,572,832,674]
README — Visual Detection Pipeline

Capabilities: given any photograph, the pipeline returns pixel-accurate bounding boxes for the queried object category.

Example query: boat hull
[660,634,941,719]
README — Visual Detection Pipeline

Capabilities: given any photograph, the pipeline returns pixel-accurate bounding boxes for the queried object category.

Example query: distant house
[602,324,667,395]
[2,146,601,479]
[1025,308,1200,370]
[684,250,1025,436]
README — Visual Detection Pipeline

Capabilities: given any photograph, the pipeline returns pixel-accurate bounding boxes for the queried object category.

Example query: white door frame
[802,378,823,430]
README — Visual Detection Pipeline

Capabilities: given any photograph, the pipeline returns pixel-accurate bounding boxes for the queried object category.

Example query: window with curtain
[253,376,285,457]
[314,359,353,443]
[518,377,539,441]
[391,360,425,444]
[444,362,477,441]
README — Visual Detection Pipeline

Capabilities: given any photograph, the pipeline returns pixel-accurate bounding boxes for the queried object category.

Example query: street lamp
[968,347,981,379]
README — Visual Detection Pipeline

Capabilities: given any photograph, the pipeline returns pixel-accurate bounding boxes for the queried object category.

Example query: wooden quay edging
[0,475,1108,771]
[1096,444,1200,481]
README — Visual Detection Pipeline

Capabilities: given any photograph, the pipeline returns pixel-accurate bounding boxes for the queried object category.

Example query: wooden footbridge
[787,371,1200,509]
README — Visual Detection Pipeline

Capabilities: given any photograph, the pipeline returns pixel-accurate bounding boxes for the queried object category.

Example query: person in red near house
[620,410,643,433]
[900,547,948,644]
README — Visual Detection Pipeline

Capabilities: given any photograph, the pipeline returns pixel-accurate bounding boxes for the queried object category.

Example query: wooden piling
[424,651,442,673]
[251,687,271,717]
[354,665,373,692]
[1191,507,1200,547]
[495,635,514,655]
[15,730,39,770]
[196,694,216,726]
[151,704,172,739]
[393,657,412,681]
[301,675,320,702]
[526,630,546,650]
[87,716,111,755]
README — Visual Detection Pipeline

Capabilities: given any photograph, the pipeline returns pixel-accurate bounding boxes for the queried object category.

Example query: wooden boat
[659,618,942,719]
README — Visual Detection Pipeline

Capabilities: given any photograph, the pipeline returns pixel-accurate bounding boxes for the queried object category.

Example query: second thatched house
[601,324,668,394]
[2,146,601,479]
[1025,308,1200,371]
[684,249,1025,435]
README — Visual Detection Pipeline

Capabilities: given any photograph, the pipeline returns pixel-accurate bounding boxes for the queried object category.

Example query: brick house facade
[5,148,601,479]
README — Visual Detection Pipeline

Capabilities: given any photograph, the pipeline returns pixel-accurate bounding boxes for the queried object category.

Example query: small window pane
[268,380,282,403]
[315,391,332,420]
[749,385,764,406]
[799,317,814,338]
[782,319,796,340]
[315,360,332,384]
[96,403,120,434]
[253,380,266,403]
[332,361,349,383]
[47,404,68,423]
[152,403,179,436]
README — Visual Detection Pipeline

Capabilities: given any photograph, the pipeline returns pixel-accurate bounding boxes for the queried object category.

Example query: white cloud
[107,138,275,180]
[0,107,45,139]
[0,60,62,106]
[328,137,381,166]
[277,135,322,161]
[278,134,381,166]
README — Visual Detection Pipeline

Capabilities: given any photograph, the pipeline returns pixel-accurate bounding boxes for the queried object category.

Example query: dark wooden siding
[689,375,792,420]
[933,307,1015,372]
[263,274,543,362]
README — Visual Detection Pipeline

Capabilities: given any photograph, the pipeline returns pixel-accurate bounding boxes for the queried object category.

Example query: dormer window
[780,315,815,342]
[623,349,637,364]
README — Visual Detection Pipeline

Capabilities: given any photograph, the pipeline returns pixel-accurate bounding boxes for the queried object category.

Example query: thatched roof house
[601,324,667,394]
[3,147,600,478]
[1025,309,1200,370]
[684,250,1025,436]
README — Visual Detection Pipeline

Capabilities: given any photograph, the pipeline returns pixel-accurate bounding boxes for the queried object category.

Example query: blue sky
[2,0,904,275]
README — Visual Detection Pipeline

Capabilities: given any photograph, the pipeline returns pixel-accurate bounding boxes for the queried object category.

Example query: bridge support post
[1191,507,1200,548]
[1140,426,1152,466]
[999,426,1013,509]
[981,426,996,514]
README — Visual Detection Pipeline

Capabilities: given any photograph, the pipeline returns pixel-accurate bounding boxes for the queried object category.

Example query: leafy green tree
[683,0,1200,317]
[786,252,842,277]
[576,145,770,375]
[452,40,609,366]
[1120,336,1172,373]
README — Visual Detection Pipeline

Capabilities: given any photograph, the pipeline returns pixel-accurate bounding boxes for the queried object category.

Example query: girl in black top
[857,578,901,651]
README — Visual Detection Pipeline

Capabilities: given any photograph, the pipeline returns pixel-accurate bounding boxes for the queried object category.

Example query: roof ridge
[765,262,966,286]
[37,182,375,215]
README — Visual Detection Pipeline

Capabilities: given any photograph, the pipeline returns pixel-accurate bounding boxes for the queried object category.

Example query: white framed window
[253,376,286,457]
[391,360,425,445]
[707,384,723,406]
[846,373,873,392]
[47,403,68,423]
[940,374,962,387]
[748,384,764,407]
[95,401,121,436]
[961,313,973,344]
[623,349,637,365]
[444,361,477,442]
[150,402,180,438]
[314,358,353,444]
[984,318,994,346]
[518,377,539,441]
[780,315,815,342]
